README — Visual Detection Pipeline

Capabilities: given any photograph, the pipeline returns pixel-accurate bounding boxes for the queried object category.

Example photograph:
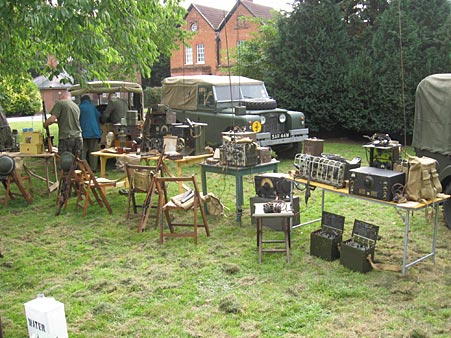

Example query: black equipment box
[310,211,345,261]
[250,196,300,229]
[254,173,292,200]
[348,167,405,201]
[340,219,379,273]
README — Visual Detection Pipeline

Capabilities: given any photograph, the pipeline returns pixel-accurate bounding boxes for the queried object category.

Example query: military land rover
[160,75,309,157]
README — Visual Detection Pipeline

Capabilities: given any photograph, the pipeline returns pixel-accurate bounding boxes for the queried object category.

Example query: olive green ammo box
[340,219,379,273]
[310,211,345,261]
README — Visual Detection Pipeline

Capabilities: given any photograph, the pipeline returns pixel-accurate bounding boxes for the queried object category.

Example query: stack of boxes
[20,129,44,154]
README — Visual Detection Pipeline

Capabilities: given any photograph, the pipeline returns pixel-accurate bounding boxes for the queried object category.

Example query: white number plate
[271,133,290,139]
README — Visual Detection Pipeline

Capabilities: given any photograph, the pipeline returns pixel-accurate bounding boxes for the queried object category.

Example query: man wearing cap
[79,95,101,172]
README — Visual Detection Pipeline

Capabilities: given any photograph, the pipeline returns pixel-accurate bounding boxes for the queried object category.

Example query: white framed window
[196,44,205,64]
[237,40,246,49]
[185,46,193,65]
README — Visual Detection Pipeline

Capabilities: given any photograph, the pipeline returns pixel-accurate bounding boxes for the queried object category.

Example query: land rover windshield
[215,84,269,102]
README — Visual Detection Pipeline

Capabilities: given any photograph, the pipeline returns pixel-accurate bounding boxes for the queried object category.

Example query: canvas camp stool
[156,175,210,245]
[253,202,293,263]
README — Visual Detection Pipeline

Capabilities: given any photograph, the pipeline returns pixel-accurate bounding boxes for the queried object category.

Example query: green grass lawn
[1,137,451,337]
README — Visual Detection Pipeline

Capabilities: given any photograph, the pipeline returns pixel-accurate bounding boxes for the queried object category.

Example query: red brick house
[170,0,274,76]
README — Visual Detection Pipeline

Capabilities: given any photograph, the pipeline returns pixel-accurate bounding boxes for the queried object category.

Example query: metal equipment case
[310,211,345,261]
[348,167,405,201]
[304,138,324,156]
[340,219,379,273]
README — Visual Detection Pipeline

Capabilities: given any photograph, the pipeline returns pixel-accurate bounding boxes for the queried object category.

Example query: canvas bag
[203,192,226,216]
[405,156,442,201]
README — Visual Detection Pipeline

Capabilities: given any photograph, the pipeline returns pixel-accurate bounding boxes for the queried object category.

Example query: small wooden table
[253,202,294,263]
[200,161,279,222]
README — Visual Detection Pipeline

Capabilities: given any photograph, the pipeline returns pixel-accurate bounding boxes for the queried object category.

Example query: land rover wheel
[241,98,277,110]
[443,183,451,229]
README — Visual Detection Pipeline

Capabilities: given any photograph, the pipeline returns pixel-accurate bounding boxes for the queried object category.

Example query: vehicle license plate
[271,132,290,140]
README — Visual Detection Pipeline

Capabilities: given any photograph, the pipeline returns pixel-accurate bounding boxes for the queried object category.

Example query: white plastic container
[24,294,68,338]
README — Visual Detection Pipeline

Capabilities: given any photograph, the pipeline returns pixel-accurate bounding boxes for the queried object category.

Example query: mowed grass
[1,132,451,337]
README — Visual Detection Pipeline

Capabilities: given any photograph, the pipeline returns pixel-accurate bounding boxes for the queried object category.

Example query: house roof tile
[190,4,227,30]
[241,0,274,20]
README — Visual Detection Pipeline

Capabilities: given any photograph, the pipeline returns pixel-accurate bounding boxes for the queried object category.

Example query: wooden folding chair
[125,163,160,219]
[72,159,114,216]
[155,175,210,245]
[136,154,165,232]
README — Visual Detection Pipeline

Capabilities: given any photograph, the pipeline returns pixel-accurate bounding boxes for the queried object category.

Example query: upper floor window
[185,46,193,65]
[235,16,248,29]
[197,44,205,64]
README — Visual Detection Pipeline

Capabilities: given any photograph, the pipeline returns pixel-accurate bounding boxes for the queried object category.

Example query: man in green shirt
[101,93,128,124]
[44,89,83,157]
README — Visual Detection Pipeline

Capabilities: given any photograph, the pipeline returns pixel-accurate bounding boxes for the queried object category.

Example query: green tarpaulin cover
[412,73,451,155]
[161,75,262,110]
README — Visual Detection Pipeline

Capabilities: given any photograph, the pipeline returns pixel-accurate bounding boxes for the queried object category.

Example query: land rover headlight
[279,113,287,123]
[260,116,266,124]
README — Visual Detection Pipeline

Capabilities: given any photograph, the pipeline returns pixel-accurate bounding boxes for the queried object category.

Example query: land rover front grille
[262,114,285,134]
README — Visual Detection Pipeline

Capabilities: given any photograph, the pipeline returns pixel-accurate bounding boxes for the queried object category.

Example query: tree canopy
[233,0,451,138]
[0,0,188,84]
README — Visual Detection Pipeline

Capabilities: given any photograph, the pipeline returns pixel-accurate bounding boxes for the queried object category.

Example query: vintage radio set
[348,167,405,201]
[340,219,379,273]
[363,133,401,170]
[219,132,258,167]
[254,173,292,200]
[170,120,208,156]
[293,153,348,188]
[142,110,177,152]
[310,211,345,261]
[112,124,140,148]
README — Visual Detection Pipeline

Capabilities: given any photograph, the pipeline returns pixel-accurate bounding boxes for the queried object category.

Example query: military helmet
[0,155,15,176]
[59,152,75,172]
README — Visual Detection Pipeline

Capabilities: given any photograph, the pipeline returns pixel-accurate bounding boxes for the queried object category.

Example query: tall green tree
[0,0,188,84]
[265,0,351,132]
[0,76,42,116]
[230,17,279,81]
[354,0,451,137]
